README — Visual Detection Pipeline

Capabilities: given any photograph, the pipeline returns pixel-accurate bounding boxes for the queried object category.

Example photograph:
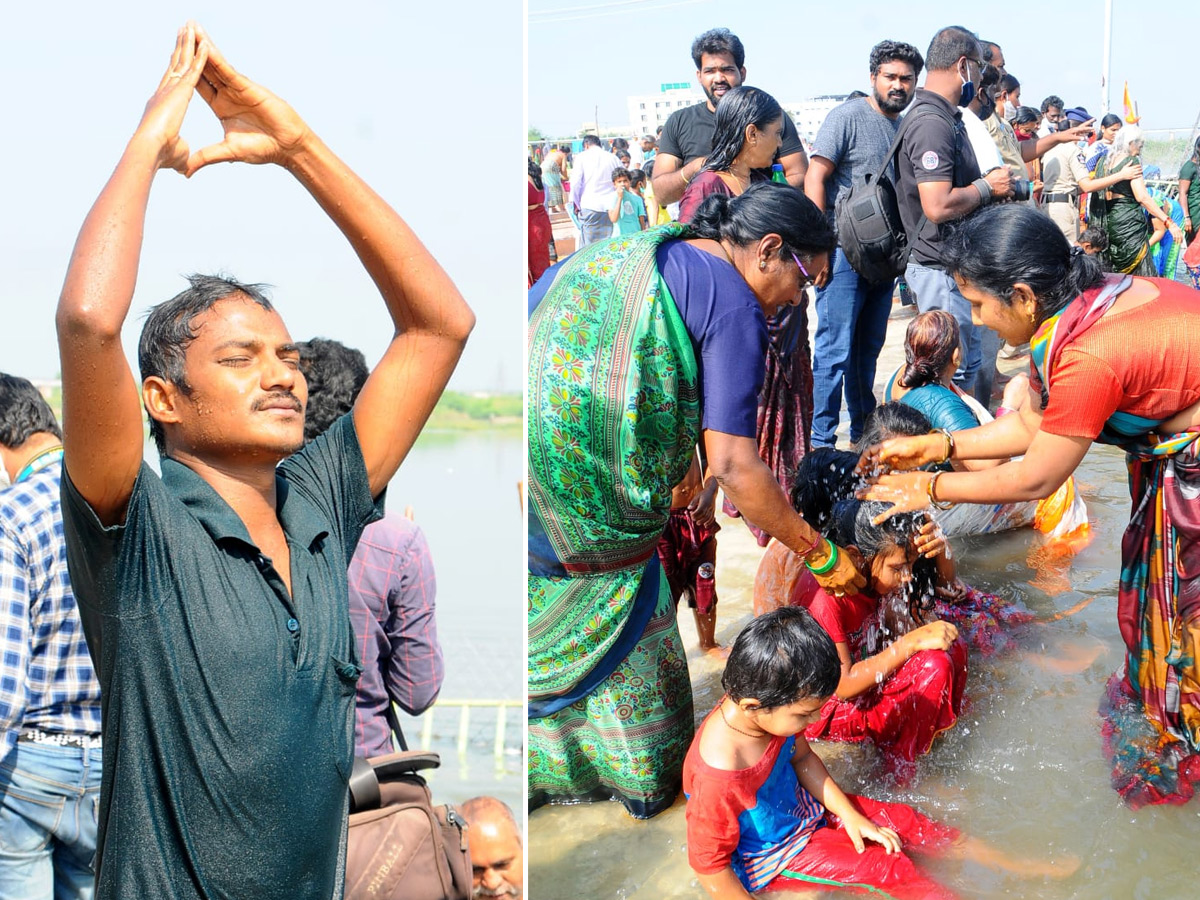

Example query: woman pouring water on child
[860,203,1200,808]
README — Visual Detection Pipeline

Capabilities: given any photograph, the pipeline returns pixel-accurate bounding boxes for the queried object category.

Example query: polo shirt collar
[913,88,962,121]
[160,458,329,551]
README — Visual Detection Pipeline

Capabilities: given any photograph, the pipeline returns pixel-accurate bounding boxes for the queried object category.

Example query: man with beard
[652,27,809,206]
[804,40,924,449]
[461,796,522,899]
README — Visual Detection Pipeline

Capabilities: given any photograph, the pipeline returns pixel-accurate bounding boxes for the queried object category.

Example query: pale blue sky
[0,1,523,391]
[529,1,1197,140]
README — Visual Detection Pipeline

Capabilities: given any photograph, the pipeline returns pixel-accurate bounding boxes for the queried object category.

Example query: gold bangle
[680,168,691,186]
[927,471,955,510]
[933,428,954,464]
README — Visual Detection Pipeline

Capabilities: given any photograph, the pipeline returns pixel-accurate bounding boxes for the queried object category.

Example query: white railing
[408,699,523,760]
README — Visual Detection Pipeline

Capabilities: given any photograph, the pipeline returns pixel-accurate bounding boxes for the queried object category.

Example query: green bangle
[806,539,839,575]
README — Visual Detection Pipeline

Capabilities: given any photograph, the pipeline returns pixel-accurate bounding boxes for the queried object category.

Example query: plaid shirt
[0,456,102,747]
[349,516,443,756]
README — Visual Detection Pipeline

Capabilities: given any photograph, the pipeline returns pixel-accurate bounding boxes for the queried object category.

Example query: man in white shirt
[570,134,621,247]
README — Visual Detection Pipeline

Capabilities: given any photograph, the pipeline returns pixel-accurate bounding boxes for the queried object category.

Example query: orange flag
[1122,81,1140,124]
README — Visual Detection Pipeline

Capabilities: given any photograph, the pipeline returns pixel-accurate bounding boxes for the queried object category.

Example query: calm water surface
[529,443,1200,898]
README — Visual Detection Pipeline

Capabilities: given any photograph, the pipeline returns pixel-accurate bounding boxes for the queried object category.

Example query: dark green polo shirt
[62,414,381,900]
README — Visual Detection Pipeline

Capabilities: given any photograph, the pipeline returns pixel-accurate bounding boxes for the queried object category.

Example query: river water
[528,442,1200,898]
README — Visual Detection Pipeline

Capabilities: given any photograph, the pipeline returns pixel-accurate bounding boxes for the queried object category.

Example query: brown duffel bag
[345,712,471,900]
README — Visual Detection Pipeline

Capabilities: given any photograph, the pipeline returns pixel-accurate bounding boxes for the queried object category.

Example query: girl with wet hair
[863,202,1200,808]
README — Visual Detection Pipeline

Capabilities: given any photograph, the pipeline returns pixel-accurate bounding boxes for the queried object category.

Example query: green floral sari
[528,224,700,818]
[1093,154,1157,276]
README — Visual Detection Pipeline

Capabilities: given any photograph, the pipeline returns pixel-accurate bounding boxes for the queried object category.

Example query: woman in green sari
[528,184,865,818]
[1092,125,1183,275]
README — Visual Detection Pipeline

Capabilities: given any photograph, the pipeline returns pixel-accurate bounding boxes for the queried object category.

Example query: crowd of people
[528,22,1200,899]
[1,23,519,900]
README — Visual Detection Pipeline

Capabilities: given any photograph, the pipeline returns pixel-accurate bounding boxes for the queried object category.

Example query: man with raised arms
[55,23,474,900]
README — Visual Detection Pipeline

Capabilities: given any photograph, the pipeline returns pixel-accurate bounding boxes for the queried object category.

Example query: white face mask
[1003,103,1018,122]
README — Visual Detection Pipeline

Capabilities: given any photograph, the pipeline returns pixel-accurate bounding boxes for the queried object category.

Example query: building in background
[627,83,706,135]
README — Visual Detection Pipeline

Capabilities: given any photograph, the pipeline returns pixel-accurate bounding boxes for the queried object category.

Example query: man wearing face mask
[1039,95,1064,136]
[653,27,809,206]
[893,26,1009,394]
[805,40,925,449]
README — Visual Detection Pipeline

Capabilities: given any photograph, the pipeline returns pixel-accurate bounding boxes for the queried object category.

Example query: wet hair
[722,607,840,708]
[856,402,932,452]
[1014,106,1040,127]
[139,274,274,454]
[689,182,836,262]
[528,157,543,191]
[1099,113,1122,131]
[790,448,861,532]
[1111,125,1144,163]
[611,166,632,183]
[691,28,745,70]
[297,338,368,442]
[1040,95,1064,114]
[1078,225,1109,253]
[899,310,960,389]
[700,86,784,174]
[943,205,1105,323]
[829,499,916,567]
[869,40,924,78]
[998,73,1020,95]
[0,373,61,448]
[924,26,981,72]
[582,134,601,148]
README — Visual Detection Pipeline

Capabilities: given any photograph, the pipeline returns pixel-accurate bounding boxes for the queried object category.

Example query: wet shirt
[684,710,826,892]
[658,101,804,168]
[894,89,981,267]
[61,414,382,900]
[805,585,878,659]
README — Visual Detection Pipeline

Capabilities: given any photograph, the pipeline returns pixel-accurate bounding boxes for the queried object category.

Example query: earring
[759,260,766,270]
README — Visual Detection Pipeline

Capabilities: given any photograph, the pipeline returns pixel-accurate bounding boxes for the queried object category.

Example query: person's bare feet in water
[944,835,1081,879]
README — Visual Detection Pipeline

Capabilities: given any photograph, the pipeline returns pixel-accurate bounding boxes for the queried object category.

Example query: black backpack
[834,104,957,285]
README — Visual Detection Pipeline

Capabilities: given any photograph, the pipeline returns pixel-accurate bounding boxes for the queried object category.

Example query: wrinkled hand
[688,481,719,528]
[137,23,209,173]
[810,543,867,596]
[914,517,945,559]
[858,434,945,476]
[185,23,312,176]
[842,812,901,855]
[1121,164,1143,182]
[858,471,934,523]
[905,620,958,653]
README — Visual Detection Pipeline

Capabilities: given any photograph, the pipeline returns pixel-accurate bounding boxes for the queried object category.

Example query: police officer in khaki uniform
[1039,106,1143,243]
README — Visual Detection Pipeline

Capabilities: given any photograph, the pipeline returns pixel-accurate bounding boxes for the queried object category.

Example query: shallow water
[528,443,1200,898]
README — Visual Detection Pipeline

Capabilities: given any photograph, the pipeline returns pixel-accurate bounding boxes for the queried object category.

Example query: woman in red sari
[528,157,553,286]
[863,203,1200,808]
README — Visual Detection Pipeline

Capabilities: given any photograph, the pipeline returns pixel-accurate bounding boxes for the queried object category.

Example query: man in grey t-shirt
[804,40,924,448]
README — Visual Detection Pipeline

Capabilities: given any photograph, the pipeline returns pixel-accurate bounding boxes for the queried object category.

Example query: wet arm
[286,139,475,496]
[834,637,913,700]
[929,430,1091,505]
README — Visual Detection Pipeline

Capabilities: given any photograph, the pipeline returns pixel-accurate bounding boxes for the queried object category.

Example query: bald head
[461,796,522,899]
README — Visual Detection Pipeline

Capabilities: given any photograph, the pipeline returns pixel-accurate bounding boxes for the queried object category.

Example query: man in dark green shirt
[55,23,474,900]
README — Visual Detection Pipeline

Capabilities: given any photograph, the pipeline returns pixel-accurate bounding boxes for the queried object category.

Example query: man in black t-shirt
[652,28,808,206]
[894,25,1011,393]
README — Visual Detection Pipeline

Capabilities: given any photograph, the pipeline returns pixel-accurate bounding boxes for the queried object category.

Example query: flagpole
[1101,0,1113,117]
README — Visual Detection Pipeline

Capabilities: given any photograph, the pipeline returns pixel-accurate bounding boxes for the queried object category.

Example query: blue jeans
[811,249,895,447]
[904,261,981,392]
[0,742,102,900]
[973,324,1003,409]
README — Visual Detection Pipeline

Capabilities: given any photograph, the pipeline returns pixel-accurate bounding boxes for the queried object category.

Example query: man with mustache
[55,23,473,900]
[652,27,809,206]
[805,40,925,450]
[461,796,522,899]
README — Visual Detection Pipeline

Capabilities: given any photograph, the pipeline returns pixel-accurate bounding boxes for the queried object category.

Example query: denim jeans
[903,261,981,392]
[811,249,896,447]
[0,741,102,900]
[973,324,1003,409]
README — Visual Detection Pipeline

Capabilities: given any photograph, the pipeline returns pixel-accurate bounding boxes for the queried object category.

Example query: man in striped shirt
[0,373,101,899]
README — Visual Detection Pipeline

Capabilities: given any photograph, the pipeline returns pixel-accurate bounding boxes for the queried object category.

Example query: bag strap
[884,102,960,259]
[349,756,383,812]
[386,700,410,752]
